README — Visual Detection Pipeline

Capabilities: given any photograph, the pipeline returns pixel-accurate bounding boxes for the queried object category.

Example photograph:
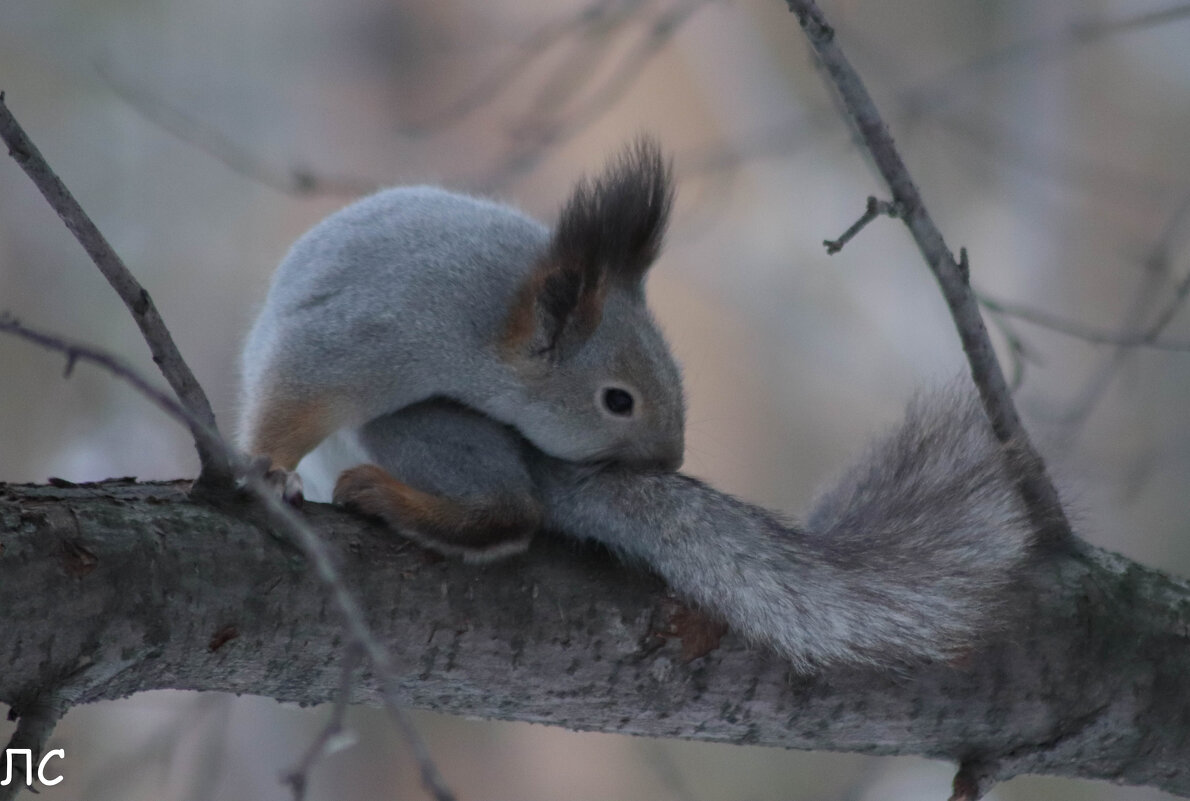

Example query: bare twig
[1142,267,1190,342]
[782,1,1073,551]
[977,294,1190,352]
[0,317,457,801]
[284,643,363,801]
[685,5,1190,196]
[823,196,901,254]
[405,0,646,134]
[982,310,1035,392]
[481,0,709,190]
[0,93,233,493]
[0,315,217,450]
[900,2,1190,117]
[97,64,376,198]
[533,0,708,136]
[1059,189,1190,434]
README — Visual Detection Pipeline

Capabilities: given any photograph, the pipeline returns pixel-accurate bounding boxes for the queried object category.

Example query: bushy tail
[534,389,1038,671]
[794,389,1037,666]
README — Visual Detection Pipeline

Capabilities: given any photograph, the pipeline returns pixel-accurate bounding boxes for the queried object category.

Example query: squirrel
[240,138,1037,667]
[238,138,684,558]
[330,391,1034,671]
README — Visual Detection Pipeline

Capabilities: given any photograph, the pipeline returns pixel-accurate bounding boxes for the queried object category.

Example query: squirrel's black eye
[602,387,635,416]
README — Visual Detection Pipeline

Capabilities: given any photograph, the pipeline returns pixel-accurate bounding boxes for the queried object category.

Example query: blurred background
[2,0,1189,798]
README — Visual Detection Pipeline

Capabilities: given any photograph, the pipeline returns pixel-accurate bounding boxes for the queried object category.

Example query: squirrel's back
[268,187,548,313]
[239,187,550,434]
[253,187,548,350]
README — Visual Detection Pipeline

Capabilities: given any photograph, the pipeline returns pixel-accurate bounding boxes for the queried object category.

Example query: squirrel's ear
[500,253,607,362]
[551,136,674,288]
[500,137,673,361]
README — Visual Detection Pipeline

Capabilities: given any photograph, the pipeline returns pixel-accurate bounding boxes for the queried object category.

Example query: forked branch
[0,93,232,492]
[783,0,1073,549]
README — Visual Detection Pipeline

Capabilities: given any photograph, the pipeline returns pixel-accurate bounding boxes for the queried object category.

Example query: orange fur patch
[499,270,545,358]
[248,394,339,470]
[334,464,540,554]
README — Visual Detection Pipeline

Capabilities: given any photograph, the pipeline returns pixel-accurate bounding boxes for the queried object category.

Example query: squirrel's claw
[241,455,305,507]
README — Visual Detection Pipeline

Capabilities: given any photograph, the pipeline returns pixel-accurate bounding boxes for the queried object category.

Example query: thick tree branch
[783,1,1072,549]
[0,93,232,492]
[1,480,1187,796]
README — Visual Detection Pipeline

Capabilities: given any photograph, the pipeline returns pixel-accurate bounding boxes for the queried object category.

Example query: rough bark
[2,479,1187,796]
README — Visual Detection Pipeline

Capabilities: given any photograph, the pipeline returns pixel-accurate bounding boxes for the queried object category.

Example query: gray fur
[327,391,1036,671]
[239,146,684,471]
[527,389,1036,670]
[356,400,537,507]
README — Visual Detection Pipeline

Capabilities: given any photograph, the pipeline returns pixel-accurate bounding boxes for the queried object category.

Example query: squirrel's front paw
[242,455,305,506]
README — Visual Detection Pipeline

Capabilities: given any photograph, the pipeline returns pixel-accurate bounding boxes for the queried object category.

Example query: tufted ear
[500,137,673,361]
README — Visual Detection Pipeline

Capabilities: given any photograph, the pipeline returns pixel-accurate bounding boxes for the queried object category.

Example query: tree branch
[783,1,1072,549]
[1,480,1187,796]
[977,294,1190,351]
[0,93,233,493]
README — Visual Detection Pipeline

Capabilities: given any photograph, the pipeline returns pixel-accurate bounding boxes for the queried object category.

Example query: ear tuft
[549,135,674,286]
[500,137,673,361]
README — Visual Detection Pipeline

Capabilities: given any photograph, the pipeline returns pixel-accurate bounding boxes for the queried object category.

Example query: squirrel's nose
[643,439,683,472]
[657,452,683,471]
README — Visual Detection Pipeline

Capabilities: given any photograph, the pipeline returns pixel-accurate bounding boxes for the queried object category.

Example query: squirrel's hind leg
[334,464,540,562]
[336,399,544,561]
[239,391,356,504]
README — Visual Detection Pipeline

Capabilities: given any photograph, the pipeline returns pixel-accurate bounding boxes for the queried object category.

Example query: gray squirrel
[331,393,1033,671]
[239,138,684,559]
[240,139,1037,668]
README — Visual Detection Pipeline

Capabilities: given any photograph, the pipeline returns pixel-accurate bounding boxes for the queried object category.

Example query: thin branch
[284,643,363,801]
[480,0,709,190]
[0,317,457,801]
[900,2,1190,116]
[783,0,1073,549]
[533,0,708,136]
[1058,188,1190,434]
[0,315,216,448]
[0,93,233,492]
[978,294,1190,352]
[1143,265,1190,342]
[822,195,901,254]
[403,0,645,134]
[684,5,1190,196]
[96,63,376,198]
[982,309,1035,392]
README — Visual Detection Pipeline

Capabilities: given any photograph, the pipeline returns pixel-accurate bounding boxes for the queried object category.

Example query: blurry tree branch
[403,0,651,135]
[897,2,1190,117]
[96,63,378,198]
[978,293,1190,352]
[1057,188,1190,437]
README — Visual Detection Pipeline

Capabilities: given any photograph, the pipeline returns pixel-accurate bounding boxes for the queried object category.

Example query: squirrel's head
[498,137,685,470]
